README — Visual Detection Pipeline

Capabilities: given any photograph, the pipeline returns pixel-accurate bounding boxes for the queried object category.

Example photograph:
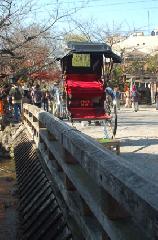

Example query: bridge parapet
[22,103,158,240]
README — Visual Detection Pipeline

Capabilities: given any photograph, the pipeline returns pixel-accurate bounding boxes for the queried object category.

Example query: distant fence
[22,103,158,240]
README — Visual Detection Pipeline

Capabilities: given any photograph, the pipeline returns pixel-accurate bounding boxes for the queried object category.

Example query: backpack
[14,88,22,100]
[34,90,42,103]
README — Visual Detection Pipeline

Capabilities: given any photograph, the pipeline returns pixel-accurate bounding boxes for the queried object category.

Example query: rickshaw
[52,41,121,138]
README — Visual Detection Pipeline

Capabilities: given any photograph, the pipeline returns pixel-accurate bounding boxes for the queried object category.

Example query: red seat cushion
[65,74,104,98]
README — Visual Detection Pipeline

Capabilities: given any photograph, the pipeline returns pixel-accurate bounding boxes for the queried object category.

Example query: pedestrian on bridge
[9,83,23,122]
[32,84,43,108]
[42,88,51,112]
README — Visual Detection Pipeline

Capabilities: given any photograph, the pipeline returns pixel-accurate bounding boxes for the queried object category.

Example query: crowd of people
[0,82,52,123]
[0,80,158,124]
[106,83,158,112]
[124,84,140,112]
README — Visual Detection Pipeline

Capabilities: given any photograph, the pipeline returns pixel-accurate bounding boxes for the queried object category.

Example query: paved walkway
[72,107,158,185]
[117,108,158,185]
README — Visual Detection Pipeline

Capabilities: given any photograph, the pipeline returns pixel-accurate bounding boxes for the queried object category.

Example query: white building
[113,30,158,56]
[112,30,158,104]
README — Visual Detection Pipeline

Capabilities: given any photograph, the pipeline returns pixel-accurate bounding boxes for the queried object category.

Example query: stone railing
[22,103,157,240]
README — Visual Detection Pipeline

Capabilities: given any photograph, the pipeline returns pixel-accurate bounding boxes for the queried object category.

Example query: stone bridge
[1,104,158,240]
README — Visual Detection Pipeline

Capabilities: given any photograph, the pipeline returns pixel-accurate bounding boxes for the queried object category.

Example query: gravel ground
[71,107,158,185]
[0,157,17,240]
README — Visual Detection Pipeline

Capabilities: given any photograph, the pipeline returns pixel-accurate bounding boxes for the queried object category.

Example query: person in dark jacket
[113,86,121,110]
[9,83,23,122]
[33,84,43,108]
[42,89,51,112]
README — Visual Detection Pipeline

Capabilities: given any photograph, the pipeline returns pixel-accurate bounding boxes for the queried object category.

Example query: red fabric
[69,107,112,120]
[65,74,107,120]
[65,74,104,98]
[0,100,4,114]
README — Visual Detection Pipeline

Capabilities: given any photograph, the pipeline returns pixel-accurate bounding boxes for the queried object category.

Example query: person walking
[131,84,139,112]
[9,83,23,122]
[42,89,51,112]
[113,86,121,110]
[124,90,131,108]
[50,82,61,117]
[32,84,43,108]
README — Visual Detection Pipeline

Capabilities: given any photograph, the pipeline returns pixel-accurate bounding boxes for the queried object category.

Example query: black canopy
[65,41,121,63]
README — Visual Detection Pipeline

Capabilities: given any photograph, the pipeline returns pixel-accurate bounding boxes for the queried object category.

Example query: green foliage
[146,54,158,73]
[127,60,145,74]
[97,138,112,143]
[124,54,158,75]
[109,65,124,90]
[113,65,123,80]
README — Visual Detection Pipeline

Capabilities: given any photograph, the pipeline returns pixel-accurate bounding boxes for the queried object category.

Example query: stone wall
[0,123,22,158]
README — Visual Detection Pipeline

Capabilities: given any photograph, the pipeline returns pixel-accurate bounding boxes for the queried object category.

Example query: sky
[75,0,158,34]
[28,0,158,35]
